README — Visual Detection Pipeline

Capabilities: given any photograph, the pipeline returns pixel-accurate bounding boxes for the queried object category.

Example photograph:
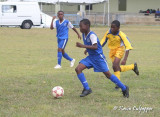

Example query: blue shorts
[80,54,109,72]
[57,39,68,49]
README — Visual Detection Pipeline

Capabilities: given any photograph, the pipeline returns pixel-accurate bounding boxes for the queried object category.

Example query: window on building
[78,4,93,11]
[2,5,17,13]
[78,5,80,11]
[118,0,127,11]
[85,4,92,10]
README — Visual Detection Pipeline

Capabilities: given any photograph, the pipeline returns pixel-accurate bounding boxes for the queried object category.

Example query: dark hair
[80,19,91,27]
[58,10,64,14]
[111,20,120,27]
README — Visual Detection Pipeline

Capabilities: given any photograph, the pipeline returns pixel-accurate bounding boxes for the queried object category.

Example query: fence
[64,13,125,26]
[64,13,160,26]
[41,11,160,27]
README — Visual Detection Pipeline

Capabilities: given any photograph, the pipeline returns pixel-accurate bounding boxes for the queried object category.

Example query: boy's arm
[121,50,129,65]
[50,16,56,30]
[121,34,133,51]
[121,34,133,65]
[84,49,87,55]
[72,27,81,39]
[100,31,109,47]
[76,42,97,50]
[76,33,98,51]
[68,21,81,39]
[76,33,98,50]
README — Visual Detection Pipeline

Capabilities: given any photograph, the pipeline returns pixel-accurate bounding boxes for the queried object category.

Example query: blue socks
[57,52,72,65]
[58,52,62,65]
[77,73,90,90]
[77,73,126,91]
[63,53,73,61]
[110,74,126,91]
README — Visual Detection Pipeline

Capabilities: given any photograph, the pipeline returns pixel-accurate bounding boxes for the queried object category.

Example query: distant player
[50,11,81,69]
[100,20,139,89]
[75,19,129,98]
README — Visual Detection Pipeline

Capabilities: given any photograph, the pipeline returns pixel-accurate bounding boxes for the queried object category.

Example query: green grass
[0,26,160,117]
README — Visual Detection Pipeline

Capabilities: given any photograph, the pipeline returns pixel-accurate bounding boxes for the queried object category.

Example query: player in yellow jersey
[100,20,139,89]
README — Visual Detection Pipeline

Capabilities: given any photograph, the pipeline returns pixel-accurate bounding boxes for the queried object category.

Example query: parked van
[0,2,42,29]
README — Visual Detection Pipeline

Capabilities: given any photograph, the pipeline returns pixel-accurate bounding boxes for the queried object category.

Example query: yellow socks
[120,64,134,72]
[114,64,134,81]
[114,71,120,80]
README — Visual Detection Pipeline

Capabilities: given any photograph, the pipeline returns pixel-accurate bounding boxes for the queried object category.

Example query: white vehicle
[0,2,42,29]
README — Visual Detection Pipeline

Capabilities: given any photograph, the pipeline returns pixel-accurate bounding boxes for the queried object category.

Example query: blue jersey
[56,19,69,39]
[82,31,103,55]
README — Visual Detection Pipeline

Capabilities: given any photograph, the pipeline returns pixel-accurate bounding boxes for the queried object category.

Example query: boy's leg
[61,39,75,67]
[54,48,62,69]
[120,64,134,72]
[61,40,73,62]
[75,63,92,97]
[113,57,121,80]
[55,39,66,69]
[113,58,139,84]
[109,49,122,80]
[120,63,139,75]
[112,57,121,89]
[103,71,129,98]
[62,50,75,67]
[62,50,73,61]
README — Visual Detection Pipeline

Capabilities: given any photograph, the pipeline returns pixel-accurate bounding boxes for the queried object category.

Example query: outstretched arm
[100,31,108,47]
[72,27,81,39]
[50,16,56,30]
[76,42,97,50]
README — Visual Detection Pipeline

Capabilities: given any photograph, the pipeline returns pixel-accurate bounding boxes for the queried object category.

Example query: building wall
[40,3,55,13]
[1,0,160,14]
[92,0,160,14]
[61,4,78,13]
[41,0,160,14]
[127,0,160,13]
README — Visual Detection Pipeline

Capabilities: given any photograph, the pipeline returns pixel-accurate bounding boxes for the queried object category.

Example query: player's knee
[58,48,63,52]
[75,67,82,74]
[104,71,112,78]
[105,74,110,78]
[112,64,119,71]
[62,50,65,55]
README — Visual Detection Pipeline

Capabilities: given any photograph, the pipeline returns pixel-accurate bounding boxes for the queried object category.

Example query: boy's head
[111,20,120,35]
[57,10,64,20]
[79,19,90,33]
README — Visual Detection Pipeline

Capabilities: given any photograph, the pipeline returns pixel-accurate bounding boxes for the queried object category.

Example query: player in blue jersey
[75,19,129,98]
[50,11,81,69]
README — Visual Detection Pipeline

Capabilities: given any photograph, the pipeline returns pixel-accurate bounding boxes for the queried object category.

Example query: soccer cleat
[82,88,85,93]
[122,85,129,98]
[80,88,92,97]
[54,64,61,69]
[133,62,139,75]
[115,85,120,90]
[70,59,75,67]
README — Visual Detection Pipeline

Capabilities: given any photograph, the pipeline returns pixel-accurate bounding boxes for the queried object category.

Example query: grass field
[0,25,160,117]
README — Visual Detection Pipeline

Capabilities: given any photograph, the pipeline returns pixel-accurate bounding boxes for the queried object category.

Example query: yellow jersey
[100,30,133,50]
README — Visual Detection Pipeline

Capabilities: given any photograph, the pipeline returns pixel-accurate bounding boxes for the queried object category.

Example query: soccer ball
[52,86,64,98]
